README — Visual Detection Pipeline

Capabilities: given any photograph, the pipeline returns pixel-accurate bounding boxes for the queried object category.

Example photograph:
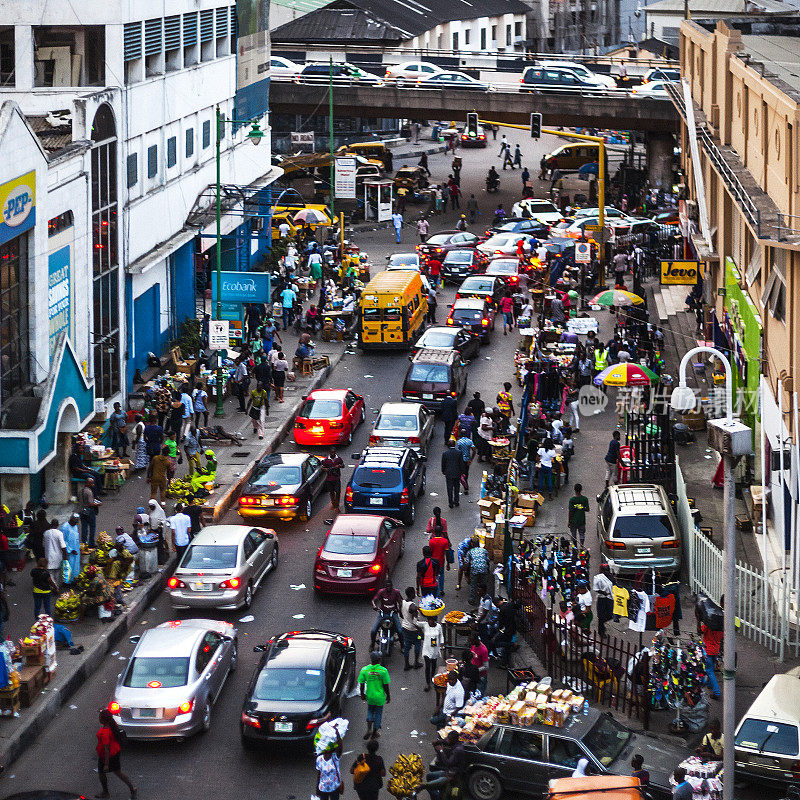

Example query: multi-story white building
[0,0,277,509]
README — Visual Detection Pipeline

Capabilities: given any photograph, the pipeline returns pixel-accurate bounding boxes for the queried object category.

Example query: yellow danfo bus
[358,271,427,349]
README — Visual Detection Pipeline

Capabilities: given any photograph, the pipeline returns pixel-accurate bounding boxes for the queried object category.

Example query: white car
[632,80,671,98]
[537,60,617,89]
[510,198,564,225]
[477,233,534,258]
[269,56,302,79]
[385,61,444,85]
[421,71,493,92]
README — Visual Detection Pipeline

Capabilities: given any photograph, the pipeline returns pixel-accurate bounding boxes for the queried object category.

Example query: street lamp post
[213,105,264,418]
[671,346,750,800]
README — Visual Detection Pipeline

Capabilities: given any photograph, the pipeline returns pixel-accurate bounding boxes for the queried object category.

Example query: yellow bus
[358,270,427,349]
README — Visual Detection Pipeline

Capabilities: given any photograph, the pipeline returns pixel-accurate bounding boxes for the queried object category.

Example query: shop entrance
[43,402,82,505]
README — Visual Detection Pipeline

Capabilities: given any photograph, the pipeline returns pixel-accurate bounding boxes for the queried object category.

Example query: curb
[2,560,174,767]
[1,348,347,768]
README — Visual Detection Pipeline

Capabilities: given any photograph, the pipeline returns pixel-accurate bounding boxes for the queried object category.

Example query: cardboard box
[478,498,501,517]
[25,653,45,667]
[516,493,541,510]
[0,687,20,715]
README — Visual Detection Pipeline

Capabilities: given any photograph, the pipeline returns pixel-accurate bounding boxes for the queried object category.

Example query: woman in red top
[96,709,137,799]
[426,507,451,598]
[500,293,514,335]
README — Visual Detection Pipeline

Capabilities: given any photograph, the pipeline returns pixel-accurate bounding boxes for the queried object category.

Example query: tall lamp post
[214,105,264,418]
[670,346,751,800]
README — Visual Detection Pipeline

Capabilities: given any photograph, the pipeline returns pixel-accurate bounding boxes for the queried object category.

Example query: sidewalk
[0,334,348,767]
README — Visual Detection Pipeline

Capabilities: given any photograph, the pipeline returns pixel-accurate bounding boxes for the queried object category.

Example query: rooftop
[644,0,792,12]
[740,34,800,95]
[25,111,72,154]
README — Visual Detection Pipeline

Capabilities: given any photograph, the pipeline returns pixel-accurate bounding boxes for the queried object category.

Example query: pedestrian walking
[413,121,422,143]
[400,586,423,670]
[465,542,490,605]
[146,447,171,503]
[495,382,515,426]
[513,144,522,169]
[439,395,458,443]
[246,382,269,439]
[392,211,403,244]
[358,652,391,740]
[419,615,443,692]
[427,286,438,323]
[417,216,429,242]
[322,447,345,510]
[427,256,442,288]
[568,483,590,544]
[604,430,621,487]
[232,358,249,411]
[315,730,343,800]
[426,508,450,597]
[500,292,514,334]
[179,387,194,440]
[700,610,723,699]
[477,407,494,462]
[131,415,148,470]
[498,134,508,157]
[466,194,478,224]
[502,146,515,170]
[168,502,192,563]
[109,402,129,457]
[536,438,556,500]
[43,520,67,588]
[95,709,137,799]
[80,478,101,547]
[416,545,441,598]
[60,513,81,584]
[455,535,472,591]
[418,152,431,177]
[280,283,297,330]
[441,441,463,509]
[351,738,386,800]
[449,182,460,209]
[31,557,57,618]
[455,432,476,494]
[272,351,289,403]
[521,166,530,187]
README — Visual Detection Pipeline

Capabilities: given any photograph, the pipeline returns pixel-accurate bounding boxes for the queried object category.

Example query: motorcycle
[376,609,396,665]
[485,174,500,193]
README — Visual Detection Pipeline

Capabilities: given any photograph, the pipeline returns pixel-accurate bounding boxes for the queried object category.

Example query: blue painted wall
[133,284,161,379]
[171,239,195,334]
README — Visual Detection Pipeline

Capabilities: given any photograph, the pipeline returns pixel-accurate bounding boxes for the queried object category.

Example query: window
[48,210,74,237]
[195,632,221,673]
[147,145,158,178]
[464,30,470,46]
[185,127,194,157]
[547,736,585,769]
[202,120,211,148]
[243,535,255,560]
[0,236,29,398]
[126,154,138,188]
[480,28,486,49]
[167,136,177,168]
[745,242,762,286]
[452,32,458,51]
[498,730,544,760]
[491,25,497,42]
[515,21,522,37]
[506,25,511,45]
[761,249,786,321]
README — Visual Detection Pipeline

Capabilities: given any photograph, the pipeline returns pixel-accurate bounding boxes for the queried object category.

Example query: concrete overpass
[269,81,680,135]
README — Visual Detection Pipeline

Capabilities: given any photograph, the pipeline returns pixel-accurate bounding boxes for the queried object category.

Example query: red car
[416,230,480,262]
[292,389,365,447]
[313,514,405,595]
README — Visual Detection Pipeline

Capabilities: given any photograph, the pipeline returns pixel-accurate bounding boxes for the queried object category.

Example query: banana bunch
[167,477,197,500]
[388,753,424,797]
[55,590,81,616]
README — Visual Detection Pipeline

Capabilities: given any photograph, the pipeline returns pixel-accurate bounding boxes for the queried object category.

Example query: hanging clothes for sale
[654,594,676,629]
[659,581,683,628]
[628,590,649,632]
[612,585,630,617]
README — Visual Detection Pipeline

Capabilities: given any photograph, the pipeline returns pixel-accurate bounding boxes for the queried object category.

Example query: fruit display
[418,595,445,617]
[54,590,83,622]
[167,476,212,500]
[387,753,425,798]
[444,610,470,624]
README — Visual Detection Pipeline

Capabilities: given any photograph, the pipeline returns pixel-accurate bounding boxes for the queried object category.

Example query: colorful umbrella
[590,289,644,307]
[292,208,330,225]
[593,362,660,387]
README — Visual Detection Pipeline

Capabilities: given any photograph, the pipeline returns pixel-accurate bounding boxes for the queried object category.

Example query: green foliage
[172,317,202,357]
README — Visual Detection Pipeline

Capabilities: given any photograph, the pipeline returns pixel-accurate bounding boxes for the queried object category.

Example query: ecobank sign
[211,271,271,304]
[0,171,36,246]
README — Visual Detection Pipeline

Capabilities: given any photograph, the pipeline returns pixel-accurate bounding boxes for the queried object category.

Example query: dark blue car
[483,217,550,240]
[344,447,426,526]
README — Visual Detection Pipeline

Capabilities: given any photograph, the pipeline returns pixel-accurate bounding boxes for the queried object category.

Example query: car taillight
[108,702,120,714]
[605,540,627,550]
[434,248,443,253]
[220,577,241,589]
[661,540,680,549]
[479,135,485,140]
[241,712,261,729]
[450,391,457,397]
[294,421,305,429]
[168,577,185,589]
[306,712,331,730]
[329,421,344,429]
[178,700,194,714]
[400,488,410,505]
[446,319,454,325]
[369,435,379,444]
[278,496,299,506]
[510,277,518,283]
[345,486,353,503]
[368,562,382,575]
[408,436,420,444]
[315,562,326,574]
[461,134,468,140]
[239,496,260,506]
[481,319,489,326]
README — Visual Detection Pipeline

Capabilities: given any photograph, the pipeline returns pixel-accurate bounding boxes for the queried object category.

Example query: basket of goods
[54,590,84,623]
[387,754,425,798]
[432,671,451,688]
[418,595,445,617]
[444,610,470,625]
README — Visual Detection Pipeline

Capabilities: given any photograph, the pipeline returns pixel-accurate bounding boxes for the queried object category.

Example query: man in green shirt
[568,483,590,545]
[358,651,391,740]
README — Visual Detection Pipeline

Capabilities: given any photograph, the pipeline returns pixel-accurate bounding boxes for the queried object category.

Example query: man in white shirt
[430,671,465,727]
[168,502,193,562]
[43,521,67,587]
[278,221,290,238]
[536,243,548,263]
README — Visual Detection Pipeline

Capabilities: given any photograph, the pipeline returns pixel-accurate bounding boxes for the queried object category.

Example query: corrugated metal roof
[644,0,792,12]
[26,113,72,154]
[741,34,800,94]
[272,0,530,42]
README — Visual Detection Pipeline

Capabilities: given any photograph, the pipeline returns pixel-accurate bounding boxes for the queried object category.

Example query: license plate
[636,547,652,555]
[422,393,433,400]
[134,708,162,719]
[192,582,212,591]
[263,498,275,507]
[274,721,293,733]
[311,426,324,434]
[748,755,777,767]
[338,568,353,577]
[369,497,383,505]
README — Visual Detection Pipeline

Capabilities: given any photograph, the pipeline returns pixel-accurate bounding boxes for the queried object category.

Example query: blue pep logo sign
[210,270,271,304]
[0,171,36,246]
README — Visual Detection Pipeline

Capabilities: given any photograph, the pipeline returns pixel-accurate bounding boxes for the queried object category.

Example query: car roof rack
[613,487,663,507]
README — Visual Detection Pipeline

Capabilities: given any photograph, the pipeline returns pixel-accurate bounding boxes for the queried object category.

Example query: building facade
[0,0,276,508]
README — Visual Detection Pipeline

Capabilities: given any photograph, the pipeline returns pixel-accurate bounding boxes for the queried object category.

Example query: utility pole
[329,56,335,221]
[214,105,225,418]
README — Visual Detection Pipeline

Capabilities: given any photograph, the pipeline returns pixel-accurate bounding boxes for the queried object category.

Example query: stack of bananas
[387,753,425,798]
[54,590,82,619]
[167,477,196,500]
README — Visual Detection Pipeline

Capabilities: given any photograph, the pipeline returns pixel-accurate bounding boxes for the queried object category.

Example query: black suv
[345,447,426,525]
[464,708,676,800]
[402,348,467,409]
[241,630,356,747]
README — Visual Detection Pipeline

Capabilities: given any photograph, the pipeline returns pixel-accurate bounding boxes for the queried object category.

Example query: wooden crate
[0,687,20,715]
[18,665,45,707]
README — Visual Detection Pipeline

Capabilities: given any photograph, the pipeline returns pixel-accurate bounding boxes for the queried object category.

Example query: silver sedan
[369,401,435,454]
[109,619,237,740]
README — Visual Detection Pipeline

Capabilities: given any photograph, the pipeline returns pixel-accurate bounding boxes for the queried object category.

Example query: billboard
[334,156,357,199]
[0,171,35,247]
[235,0,269,121]
[48,245,73,357]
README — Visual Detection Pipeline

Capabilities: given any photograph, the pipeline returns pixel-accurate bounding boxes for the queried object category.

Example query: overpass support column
[645,131,675,190]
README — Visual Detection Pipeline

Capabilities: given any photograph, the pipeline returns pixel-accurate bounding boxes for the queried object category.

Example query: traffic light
[466,112,479,138]
[530,112,542,139]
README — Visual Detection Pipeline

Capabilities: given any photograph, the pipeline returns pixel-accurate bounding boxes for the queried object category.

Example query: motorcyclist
[486,166,499,189]
[370,578,404,648]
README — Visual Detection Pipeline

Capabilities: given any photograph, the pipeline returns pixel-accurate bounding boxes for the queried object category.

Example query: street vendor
[696,718,724,761]
[189,450,217,492]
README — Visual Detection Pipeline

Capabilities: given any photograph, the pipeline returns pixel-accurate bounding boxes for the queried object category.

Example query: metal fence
[513,578,651,728]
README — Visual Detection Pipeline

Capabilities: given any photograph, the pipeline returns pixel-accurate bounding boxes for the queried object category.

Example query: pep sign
[0,171,36,246]
[661,260,702,285]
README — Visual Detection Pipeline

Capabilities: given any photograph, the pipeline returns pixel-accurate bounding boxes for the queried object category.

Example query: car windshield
[376,414,418,431]
[300,398,343,419]
[354,467,402,488]
[612,514,674,540]
[427,234,452,245]
[324,534,378,555]
[420,331,456,347]
[389,254,417,266]
[123,656,190,688]
[409,364,449,383]
[461,278,493,292]
[181,545,239,570]
[582,715,633,766]
[453,309,482,322]
[485,235,513,247]
[254,666,324,702]
[488,263,516,275]
[250,464,302,488]
[527,202,557,213]
[735,719,799,756]
[446,251,472,264]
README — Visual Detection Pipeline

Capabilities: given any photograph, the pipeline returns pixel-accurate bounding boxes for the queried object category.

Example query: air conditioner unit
[708,418,752,457]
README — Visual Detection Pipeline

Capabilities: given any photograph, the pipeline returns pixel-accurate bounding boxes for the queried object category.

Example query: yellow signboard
[661,260,702,285]
[0,170,36,246]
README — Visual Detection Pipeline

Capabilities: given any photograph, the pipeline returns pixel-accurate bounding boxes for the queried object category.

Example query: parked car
[596,484,682,576]
[455,275,506,308]
[110,619,237,740]
[270,56,302,79]
[168,525,278,610]
[313,515,406,595]
[297,62,383,85]
[401,349,468,409]
[446,297,495,343]
[412,325,481,362]
[463,709,675,800]
[477,233,534,259]
[734,666,800,788]
[293,389,365,448]
[484,217,550,239]
[510,198,564,224]
[345,447,426,525]
[384,61,444,84]
[393,165,429,193]
[241,630,356,746]
[441,248,484,283]
[369,401,435,452]
[421,71,493,92]
[238,453,328,522]
[417,230,480,261]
